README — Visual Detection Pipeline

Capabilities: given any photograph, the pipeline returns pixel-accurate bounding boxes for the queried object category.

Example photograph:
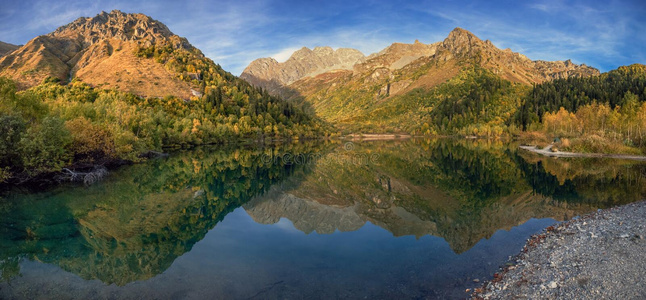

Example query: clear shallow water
[1,139,645,299]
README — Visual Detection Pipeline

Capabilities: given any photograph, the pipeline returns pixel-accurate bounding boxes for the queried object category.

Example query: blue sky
[1,0,644,75]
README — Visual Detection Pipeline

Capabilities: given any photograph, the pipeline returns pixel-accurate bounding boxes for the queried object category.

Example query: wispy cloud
[0,0,643,74]
[28,2,95,30]
[0,0,98,43]
[410,0,645,71]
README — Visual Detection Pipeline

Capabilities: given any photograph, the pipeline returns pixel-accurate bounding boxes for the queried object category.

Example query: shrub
[0,114,26,167]
[18,117,72,175]
[65,117,116,162]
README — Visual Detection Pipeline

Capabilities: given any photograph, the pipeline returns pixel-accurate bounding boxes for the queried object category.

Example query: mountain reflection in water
[1,139,644,299]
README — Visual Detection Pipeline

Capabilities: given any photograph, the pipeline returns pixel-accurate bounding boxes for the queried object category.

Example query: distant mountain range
[241,28,601,132]
[243,28,598,95]
[241,46,365,99]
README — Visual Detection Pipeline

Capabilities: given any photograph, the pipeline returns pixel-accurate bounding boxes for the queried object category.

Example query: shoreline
[519,144,646,161]
[341,133,413,141]
[474,200,646,299]
[0,138,321,190]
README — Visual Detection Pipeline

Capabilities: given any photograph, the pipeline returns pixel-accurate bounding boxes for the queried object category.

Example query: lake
[1,138,644,299]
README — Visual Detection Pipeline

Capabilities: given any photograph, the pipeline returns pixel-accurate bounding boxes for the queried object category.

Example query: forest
[515,64,646,153]
[0,75,327,183]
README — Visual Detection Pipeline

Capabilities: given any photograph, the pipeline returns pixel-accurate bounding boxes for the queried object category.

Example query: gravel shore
[474,200,646,299]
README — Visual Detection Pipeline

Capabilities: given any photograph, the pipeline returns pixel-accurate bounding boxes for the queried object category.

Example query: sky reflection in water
[1,139,644,299]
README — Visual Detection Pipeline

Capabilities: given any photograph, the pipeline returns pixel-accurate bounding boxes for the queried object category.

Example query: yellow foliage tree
[543,107,580,136]
[65,117,115,162]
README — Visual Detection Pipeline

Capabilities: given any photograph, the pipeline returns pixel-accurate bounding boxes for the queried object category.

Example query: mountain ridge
[241,46,365,99]
[0,41,20,57]
[242,27,599,98]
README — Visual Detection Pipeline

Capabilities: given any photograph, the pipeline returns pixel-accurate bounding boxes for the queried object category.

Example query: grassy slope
[291,62,528,136]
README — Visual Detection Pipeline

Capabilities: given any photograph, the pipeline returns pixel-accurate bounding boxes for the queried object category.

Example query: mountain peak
[448,27,475,37]
[0,11,201,97]
[442,27,483,55]
[51,10,182,49]
[289,47,314,60]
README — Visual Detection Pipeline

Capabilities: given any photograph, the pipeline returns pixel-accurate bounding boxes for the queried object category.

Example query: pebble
[474,200,646,299]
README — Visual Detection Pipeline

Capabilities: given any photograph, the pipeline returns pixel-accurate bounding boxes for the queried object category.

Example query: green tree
[18,117,72,175]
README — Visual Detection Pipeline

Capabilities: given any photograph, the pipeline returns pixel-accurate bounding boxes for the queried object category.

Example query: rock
[548,281,558,289]
[193,189,205,199]
[473,279,480,283]
[51,10,176,46]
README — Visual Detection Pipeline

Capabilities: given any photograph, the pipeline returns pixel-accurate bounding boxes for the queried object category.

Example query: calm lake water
[1,139,645,299]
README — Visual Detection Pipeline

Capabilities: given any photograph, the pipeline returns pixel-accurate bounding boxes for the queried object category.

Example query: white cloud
[271,47,302,62]
[1,0,642,75]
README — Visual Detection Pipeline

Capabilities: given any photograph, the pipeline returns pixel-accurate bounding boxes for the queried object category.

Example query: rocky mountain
[437,28,599,84]
[241,28,599,132]
[0,41,19,57]
[243,29,599,96]
[241,46,365,98]
[0,10,200,98]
